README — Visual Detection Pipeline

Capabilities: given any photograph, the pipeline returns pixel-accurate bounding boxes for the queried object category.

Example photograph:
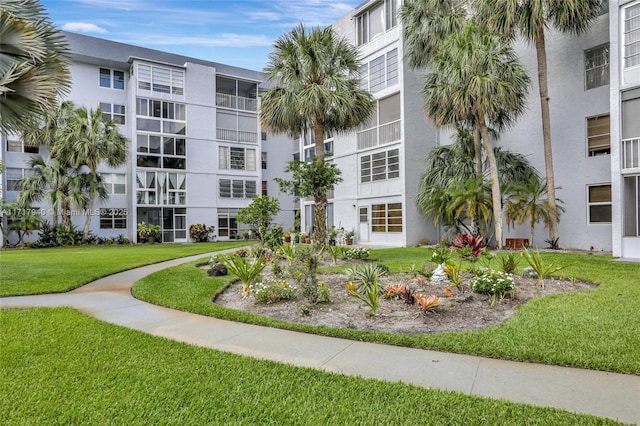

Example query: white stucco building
[1,32,294,244]
[1,0,638,260]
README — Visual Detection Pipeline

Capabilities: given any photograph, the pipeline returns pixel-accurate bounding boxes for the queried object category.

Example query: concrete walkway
[1,252,639,425]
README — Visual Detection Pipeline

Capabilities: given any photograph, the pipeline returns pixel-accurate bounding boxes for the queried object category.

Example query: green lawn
[0,242,246,296]
[0,308,619,425]
[132,248,640,375]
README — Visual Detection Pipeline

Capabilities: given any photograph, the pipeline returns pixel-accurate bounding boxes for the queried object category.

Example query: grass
[132,248,640,375]
[0,308,620,425]
[0,242,246,296]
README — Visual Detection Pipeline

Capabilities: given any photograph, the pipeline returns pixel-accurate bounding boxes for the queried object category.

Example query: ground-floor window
[371,202,402,233]
[218,208,239,239]
[137,207,186,242]
[623,175,640,237]
[587,184,611,223]
[99,208,127,229]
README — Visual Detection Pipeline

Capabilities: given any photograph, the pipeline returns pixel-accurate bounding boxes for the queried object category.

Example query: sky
[40,0,364,71]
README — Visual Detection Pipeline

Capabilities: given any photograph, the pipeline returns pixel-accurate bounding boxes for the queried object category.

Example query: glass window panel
[245,181,257,198]
[590,205,612,223]
[230,147,245,169]
[163,121,185,135]
[100,102,112,114]
[369,55,385,92]
[386,0,397,29]
[246,149,256,171]
[174,104,186,121]
[379,93,401,124]
[369,3,384,40]
[589,185,611,203]
[163,157,185,169]
[149,136,161,153]
[136,118,161,132]
[113,70,125,89]
[175,139,185,156]
[137,155,161,168]
[386,48,399,86]
[220,179,231,198]
[7,139,21,152]
[99,68,111,87]
[136,98,148,116]
[219,146,229,169]
[137,134,148,152]
[163,137,175,155]
[232,180,244,198]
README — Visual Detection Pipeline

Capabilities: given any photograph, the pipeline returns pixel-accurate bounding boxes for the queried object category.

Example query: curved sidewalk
[1,252,639,425]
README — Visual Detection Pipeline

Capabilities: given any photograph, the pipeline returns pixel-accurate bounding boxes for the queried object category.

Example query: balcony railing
[622,137,640,170]
[216,127,258,144]
[357,120,401,150]
[216,93,258,112]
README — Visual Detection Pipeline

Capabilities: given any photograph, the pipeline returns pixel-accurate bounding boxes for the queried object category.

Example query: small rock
[208,263,228,276]
[522,266,538,278]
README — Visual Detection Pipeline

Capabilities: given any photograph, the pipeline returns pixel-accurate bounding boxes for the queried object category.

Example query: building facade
[315,0,639,259]
[0,32,294,245]
[2,1,639,260]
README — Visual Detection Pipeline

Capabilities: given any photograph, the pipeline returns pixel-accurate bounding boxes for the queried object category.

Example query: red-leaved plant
[450,234,484,258]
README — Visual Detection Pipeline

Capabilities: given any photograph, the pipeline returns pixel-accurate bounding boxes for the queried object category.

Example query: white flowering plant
[250,280,296,304]
[343,247,370,260]
[469,270,515,296]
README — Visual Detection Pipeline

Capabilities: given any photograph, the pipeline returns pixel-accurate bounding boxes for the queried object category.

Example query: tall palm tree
[55,106,127,241]
[0,0,71,134]
[421,22,530,248]
[18,156,88,230]
[445,176,493,233]
[260,23,374,243]
[475,0,605,243]
[505,177,565,246]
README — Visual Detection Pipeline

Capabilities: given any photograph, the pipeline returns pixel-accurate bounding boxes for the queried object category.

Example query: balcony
[357,120,401,150]
[622,138,640,170]
[216,93,257,112]
[216,127,258,144]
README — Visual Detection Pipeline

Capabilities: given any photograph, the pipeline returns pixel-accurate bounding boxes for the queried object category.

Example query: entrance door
[358,207,369,243]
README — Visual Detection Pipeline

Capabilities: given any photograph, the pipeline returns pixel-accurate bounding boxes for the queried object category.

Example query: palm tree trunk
[473,128,486,238]
[61,201,72,230]
[313,121,328,244]
[82,197,94,242]
[479,118,503,249]
[535,28,559,243]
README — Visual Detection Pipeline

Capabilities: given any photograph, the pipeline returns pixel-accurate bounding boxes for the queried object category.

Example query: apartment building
[317,0,640,259]
[1,32,294,244]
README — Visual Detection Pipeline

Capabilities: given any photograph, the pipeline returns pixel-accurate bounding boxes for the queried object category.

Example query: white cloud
[62,22,108,34]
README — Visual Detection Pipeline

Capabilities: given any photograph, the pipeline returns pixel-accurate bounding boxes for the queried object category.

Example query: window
[136,171,186,205]
[357,93,401,150]
[99,103,126,124]
[218,146,256,171]
[99,68,124,89]
[587,114,610,156]
[588,184,612,223]
[585,44,609,89]
[356,0,397,46]
[137,63,184,95]
[625,3,640,68]
[5,168,24,191]
[215,76,257,111]
[371,202,402,233]
[360,48,399,93]
[623,175,640,237]
[6,139,38,153]
[100,209,126,229]
[219,179,257,198]
[137,135,186,169]
[101,173,126,194]
[361,148,399,182]
[262,180,268,196]
[261,152,267,170]
[302,140,334,162]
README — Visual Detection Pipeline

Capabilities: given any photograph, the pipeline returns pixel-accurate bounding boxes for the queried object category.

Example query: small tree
[8,206,42,247]
[236,196,280,244]
[275,158,342,244]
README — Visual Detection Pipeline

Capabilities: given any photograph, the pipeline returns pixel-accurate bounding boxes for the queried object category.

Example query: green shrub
[499,252,520,274]
[470,270,515,296]
[189,223,215,242]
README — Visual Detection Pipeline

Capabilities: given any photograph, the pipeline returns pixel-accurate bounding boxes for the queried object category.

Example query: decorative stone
[522,266,538,278]
[431,264,450,285]
[208,263,228,277]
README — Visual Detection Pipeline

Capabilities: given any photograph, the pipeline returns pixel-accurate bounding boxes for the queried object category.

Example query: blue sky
[40,0,363,71]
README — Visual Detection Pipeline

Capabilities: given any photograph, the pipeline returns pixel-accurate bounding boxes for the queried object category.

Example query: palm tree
[445,176,493,233]
[18,156,88,230]
[260,23,374,243]
[0,0,71,134]
[8,208,42,247]
[475,0,605,243]
[505,177,565,246]
[421,22,530,248]
[417,128,539,237]
[54,106,127,241]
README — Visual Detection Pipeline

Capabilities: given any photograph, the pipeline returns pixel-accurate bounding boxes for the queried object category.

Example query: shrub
[345,263,385,316]
[263,225,284,250]
[189,224,215,242]
[522,249,568,290]
[499,252,520,274]
[343,247,370,260]
[250,280,296,304]
[431,241,453,265]
[221,254,268,296]
[470,270,515,296]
